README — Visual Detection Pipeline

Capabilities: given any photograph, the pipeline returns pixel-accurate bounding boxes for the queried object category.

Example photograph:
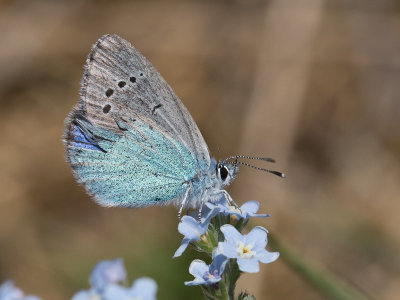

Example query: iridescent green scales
[67,118,198,207]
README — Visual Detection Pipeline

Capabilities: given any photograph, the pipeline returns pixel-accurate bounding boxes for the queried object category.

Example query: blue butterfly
[64,34,284,217]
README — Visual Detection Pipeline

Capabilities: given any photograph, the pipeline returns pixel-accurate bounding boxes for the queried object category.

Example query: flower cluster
[0,281,40,300]
[175,198,279,299]
[72,259,157,300]
[0,260,157,300]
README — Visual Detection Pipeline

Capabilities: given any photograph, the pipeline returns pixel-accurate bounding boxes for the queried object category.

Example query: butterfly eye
[217,165,229,181]
[220,166,229,181]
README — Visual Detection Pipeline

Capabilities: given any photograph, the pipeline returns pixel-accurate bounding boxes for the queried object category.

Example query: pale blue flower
[0,281,40,300]
[207,199,270,219]
[185,253,228,286]
[89,259,126,292]
[174,208,218,258]
[71,258,126,300]
[218,225,279,273]
[103,278,157,300]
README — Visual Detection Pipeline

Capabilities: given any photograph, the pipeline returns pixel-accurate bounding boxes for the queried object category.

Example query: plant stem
[201,285,217,300]
[220,275,230,300]
[269,235,371,300]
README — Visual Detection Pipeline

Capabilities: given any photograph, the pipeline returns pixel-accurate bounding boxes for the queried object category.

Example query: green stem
[269,235,371,300]
[228,260,240,298]
[208,225,219,248]
[201,285,217,300]
[219,275,230,300]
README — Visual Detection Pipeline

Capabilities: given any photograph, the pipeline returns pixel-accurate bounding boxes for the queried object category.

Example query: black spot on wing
[105,88,114,97]
[103,104,111,113]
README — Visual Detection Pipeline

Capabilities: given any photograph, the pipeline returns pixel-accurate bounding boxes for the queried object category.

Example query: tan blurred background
[1,0,399,299]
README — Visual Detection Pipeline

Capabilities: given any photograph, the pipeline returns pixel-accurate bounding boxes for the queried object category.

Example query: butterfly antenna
[235,161,285,178]
[223,155,276,163]
[233,158,238,174]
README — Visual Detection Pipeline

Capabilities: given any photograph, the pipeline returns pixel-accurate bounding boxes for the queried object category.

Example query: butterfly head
[216,161,238,187]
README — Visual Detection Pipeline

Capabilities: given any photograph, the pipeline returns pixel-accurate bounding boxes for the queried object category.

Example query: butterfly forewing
[64,34,210,207]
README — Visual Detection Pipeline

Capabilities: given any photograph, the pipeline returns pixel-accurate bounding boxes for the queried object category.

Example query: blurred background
[1,0,399,299]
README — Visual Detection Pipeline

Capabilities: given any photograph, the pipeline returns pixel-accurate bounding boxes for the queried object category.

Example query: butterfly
[63,34,284,218]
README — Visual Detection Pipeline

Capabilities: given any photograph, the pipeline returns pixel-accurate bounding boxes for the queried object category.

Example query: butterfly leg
[198,198,206,223]
[212,190,241,213]
[178,186,191,220]
[222,190,240,209]
[210,189,241,210]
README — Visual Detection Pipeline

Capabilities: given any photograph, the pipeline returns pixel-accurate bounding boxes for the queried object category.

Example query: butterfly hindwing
[65,114,198,207]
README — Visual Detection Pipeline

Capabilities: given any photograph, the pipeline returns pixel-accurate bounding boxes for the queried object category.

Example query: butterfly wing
[64,34,210,207]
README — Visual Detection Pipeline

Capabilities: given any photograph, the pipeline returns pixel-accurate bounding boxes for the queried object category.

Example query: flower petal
[71,290,97,300]
[237,258,260,273]
[220,224,243,242]
[0,281,41,300]
[188,259,209,278]
[218,241,237,258]
[173,238,190,258]
[130,277,158,300]
[25,296,41,300]
[210,254,228,276]
[251,213,270,218]
[184,278,206,286]
[202,205,221,224]
[206,197,230,215]
[241,201,270,218]
[240,201,260,214]
[0,281,24,299]
[245,226,268,250]
[89,259,126,292]
[103,284,131,300]
[257,250,280,264]
[178,216,204,239]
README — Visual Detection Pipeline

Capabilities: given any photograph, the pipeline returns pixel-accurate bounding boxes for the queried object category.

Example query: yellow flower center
[237,242,256,259]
